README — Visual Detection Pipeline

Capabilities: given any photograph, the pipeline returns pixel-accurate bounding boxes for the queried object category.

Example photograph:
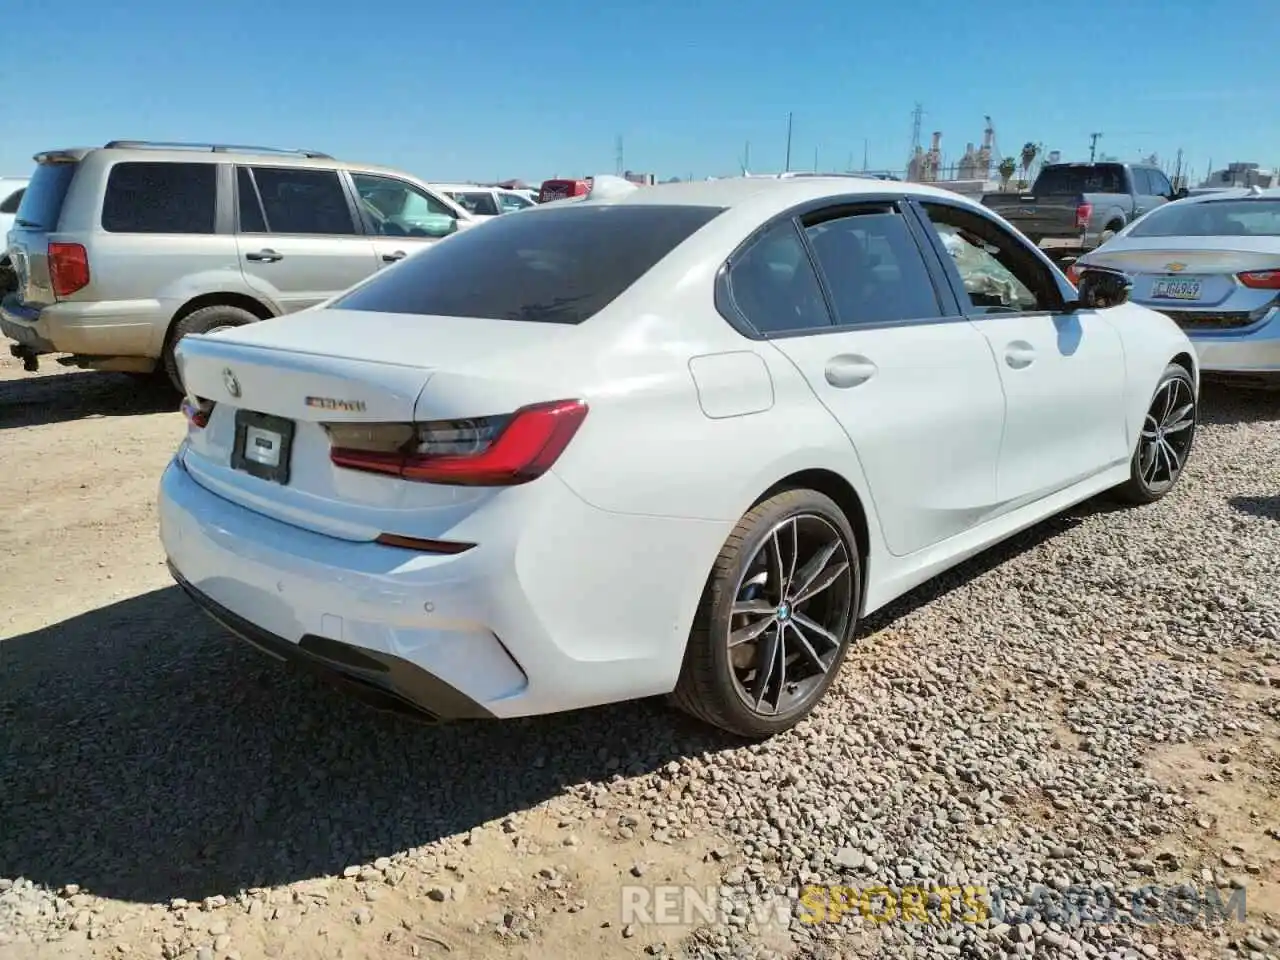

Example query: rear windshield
[332,204,723,324]
[14,162,77,231]
[1129,199,1280,238]
[1034,164,1124,195]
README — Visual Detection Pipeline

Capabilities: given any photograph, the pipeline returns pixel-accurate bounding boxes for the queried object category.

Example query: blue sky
[4,0,1278,186]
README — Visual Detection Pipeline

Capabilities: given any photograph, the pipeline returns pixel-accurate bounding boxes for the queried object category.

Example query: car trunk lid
[1085,242,1280,313]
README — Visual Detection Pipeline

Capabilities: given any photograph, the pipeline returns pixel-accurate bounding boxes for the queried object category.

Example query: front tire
[670,489,861,739]
[1110,362,1197,504]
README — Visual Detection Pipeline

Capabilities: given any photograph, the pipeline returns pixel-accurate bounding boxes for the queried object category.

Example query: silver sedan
[1071,186,1280,380]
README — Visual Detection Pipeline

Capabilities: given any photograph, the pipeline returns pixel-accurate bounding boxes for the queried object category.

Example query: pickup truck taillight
[48,242,90,297]
[1074,203,1093,230]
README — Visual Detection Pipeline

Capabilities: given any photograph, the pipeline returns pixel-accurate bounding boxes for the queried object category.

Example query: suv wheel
[163,305,258,392]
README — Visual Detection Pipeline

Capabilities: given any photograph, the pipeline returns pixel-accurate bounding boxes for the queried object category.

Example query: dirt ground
[2,355,1278,960]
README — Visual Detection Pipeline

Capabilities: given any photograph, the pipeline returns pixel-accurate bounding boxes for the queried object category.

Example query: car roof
[28,144,425,181]
[429,183,498,192]
[1174,186,1280,204]
[536,175,988,220]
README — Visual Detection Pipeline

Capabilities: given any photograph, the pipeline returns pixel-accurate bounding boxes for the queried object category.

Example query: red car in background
[538,178,591,203]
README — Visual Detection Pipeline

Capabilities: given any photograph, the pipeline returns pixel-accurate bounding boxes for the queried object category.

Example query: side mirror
[1072,268,1132,310]
[1172,187,1189,201]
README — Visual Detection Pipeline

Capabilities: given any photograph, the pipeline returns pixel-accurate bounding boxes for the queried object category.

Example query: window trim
[232,163,365,238]
[906,197,1078,320]
[98,159,222,236]
[714,191,969,341]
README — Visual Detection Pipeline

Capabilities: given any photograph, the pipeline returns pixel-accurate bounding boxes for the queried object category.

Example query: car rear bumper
[1181,308,1280,374]
[158,450,728,720]
[0,293,164,357]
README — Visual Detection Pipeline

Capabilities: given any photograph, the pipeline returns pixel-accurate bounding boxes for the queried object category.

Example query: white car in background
[1072,186,1280,382]
[429,183,536,218]
[0,177,29,292]
[159,175,1197,739]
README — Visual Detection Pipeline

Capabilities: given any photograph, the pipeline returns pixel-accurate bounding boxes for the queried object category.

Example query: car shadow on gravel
[1197,379,1280,426]
[0,586,739,904]
[1227,496,1280,521]
[0,369,178,429]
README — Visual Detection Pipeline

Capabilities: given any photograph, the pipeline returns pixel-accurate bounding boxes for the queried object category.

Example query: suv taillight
[48,242,90,297]
[327,399,588,486]
[1074,203,1093,230]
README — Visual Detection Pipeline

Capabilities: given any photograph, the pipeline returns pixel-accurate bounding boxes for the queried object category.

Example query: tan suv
[1,140,479,389]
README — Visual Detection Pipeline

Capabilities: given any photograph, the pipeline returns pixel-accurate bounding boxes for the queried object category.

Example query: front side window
[499,192,534,212]
[919,202,1061,314]
[1148,169,1174,198]
[101,161,216,234]
[726,220,830,335]
[332,203,722,324]
[1131,168,1153,195]
[240,167,358,236]
[351,173,457,238]
[1128,199,1280,238]
[802,205,943,326]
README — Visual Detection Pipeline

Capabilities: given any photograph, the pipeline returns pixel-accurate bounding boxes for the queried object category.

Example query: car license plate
[231,410,295,485]
[1151,277,1202,301]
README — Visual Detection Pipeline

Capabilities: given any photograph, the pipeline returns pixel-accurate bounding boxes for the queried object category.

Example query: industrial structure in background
[1199,161,1277,189]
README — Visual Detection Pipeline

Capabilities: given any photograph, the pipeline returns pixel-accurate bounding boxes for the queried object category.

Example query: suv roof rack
[102,140,333,159]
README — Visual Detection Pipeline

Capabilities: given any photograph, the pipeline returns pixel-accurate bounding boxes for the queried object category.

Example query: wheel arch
[756,467,872,612]
[161,293,276,353]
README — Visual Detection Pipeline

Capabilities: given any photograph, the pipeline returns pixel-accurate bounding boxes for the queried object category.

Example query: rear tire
[670,489,861,739]
[1098,222,1124,247]
[162,305,259,392]
[1109,362,1197,505]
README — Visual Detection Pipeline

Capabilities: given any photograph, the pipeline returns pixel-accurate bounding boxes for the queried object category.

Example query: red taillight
[1075,203,1093,230]
[1066,263,1083,285]
[328,399,588,486]
[48,242,89,297]
[181,396,214,428]
[1238,270,1280,290]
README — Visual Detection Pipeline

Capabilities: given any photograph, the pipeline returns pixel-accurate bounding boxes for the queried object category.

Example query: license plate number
[232,410,295,484]
[1152,277,1202,301]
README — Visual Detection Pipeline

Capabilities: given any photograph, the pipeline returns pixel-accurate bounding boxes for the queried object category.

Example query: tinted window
[1148,169,1173,197]
[247,167,357,235]
[1129,199,1280,238]
[499,192,534,212]
[803,207,943,325]
[14,162,77,230]
[919,201,1062,314]
[0,188,25,214]
[351,174,456,238]
[1131,168,1152,195]
[727,221,831,334]
[454,191,500,216]
[1034,164,1125,194]
[333,204,722,324]
[236,167,267,232]
[101,162,216,234]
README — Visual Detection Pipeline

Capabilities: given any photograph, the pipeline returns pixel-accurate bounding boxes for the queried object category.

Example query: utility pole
[615,135,624,176]
[1174,147,1184,188]
[785,113,793,172]
[863,139,869,172]
[743,141,750,172]
[910,103,924,160]
[814,146,819,172]
[1088,132,1103,163]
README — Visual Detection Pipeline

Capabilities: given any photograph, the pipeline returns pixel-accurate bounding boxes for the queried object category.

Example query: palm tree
[998,157,1017,190]
[1020,142,1039,184]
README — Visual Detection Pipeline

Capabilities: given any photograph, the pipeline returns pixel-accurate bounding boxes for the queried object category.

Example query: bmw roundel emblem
[222,368,241,398]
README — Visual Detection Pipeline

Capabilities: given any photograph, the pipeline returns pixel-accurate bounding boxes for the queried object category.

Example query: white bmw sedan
[1070,186,1280,383]
[159,176,1198,739]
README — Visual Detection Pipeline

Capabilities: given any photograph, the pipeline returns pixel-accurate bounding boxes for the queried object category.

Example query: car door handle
[381,251,407,263]
[824,354,878,389]
[245,249,283,263]
[1004,341,1036,369]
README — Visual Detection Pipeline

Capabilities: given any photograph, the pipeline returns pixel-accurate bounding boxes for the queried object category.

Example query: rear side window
[14,163,77,230]
[333,204,723,324]
[803,207,943,325]
[726,221,831,334]
[241,167,358,236]
[101,162,216,234]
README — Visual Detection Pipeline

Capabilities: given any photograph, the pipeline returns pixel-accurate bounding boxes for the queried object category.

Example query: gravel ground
[1,357,1279,960]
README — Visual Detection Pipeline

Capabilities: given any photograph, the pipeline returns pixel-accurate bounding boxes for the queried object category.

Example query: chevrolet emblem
[1166,262,1187,273]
